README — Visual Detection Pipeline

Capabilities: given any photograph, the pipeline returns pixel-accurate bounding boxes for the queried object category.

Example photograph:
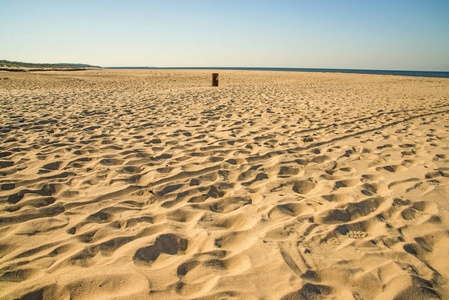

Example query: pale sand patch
[1,69,449,299]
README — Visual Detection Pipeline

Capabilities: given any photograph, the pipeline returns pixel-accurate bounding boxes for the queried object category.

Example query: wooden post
[212,73,219,87]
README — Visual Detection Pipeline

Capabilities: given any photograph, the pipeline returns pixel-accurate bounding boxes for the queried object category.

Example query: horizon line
[103,66,449,73]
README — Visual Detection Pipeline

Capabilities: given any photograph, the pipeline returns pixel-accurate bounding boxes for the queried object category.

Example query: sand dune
[1,69,449,299]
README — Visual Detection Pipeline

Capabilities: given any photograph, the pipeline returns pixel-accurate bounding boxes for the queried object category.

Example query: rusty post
[212,73,219,87]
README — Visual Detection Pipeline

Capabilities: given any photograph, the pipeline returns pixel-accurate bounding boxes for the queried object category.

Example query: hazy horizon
[1,0,449,71]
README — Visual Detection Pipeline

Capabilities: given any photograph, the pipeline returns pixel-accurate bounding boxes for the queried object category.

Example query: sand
[1,69,449,299]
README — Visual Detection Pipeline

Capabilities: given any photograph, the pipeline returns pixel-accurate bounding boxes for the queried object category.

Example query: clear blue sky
[1,0,448,70]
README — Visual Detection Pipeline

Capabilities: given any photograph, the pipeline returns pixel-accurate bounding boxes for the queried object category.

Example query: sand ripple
[1,70,449,299]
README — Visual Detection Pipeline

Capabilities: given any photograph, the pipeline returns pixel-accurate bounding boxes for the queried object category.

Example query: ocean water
[106,67,449,78]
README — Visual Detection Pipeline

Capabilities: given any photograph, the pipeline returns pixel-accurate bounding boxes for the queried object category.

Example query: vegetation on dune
[0,60,101,71]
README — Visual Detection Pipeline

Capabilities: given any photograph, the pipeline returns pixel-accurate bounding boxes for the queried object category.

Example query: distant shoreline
[0,67,100,72]
[0,60,100,72]
[104,67,449,78]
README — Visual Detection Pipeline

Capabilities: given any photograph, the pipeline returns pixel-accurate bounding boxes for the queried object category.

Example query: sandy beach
[1,69,449,299]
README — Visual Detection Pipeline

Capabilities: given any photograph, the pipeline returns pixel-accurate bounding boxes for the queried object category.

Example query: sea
[106,67,449,79]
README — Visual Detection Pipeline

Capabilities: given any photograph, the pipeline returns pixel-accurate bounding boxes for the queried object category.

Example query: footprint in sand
[133,233,188,265]
[292,179,316,194]
[334,179,359,189]
[268,202,314,221]
[376,165,407,173]
[347,230,368,239]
